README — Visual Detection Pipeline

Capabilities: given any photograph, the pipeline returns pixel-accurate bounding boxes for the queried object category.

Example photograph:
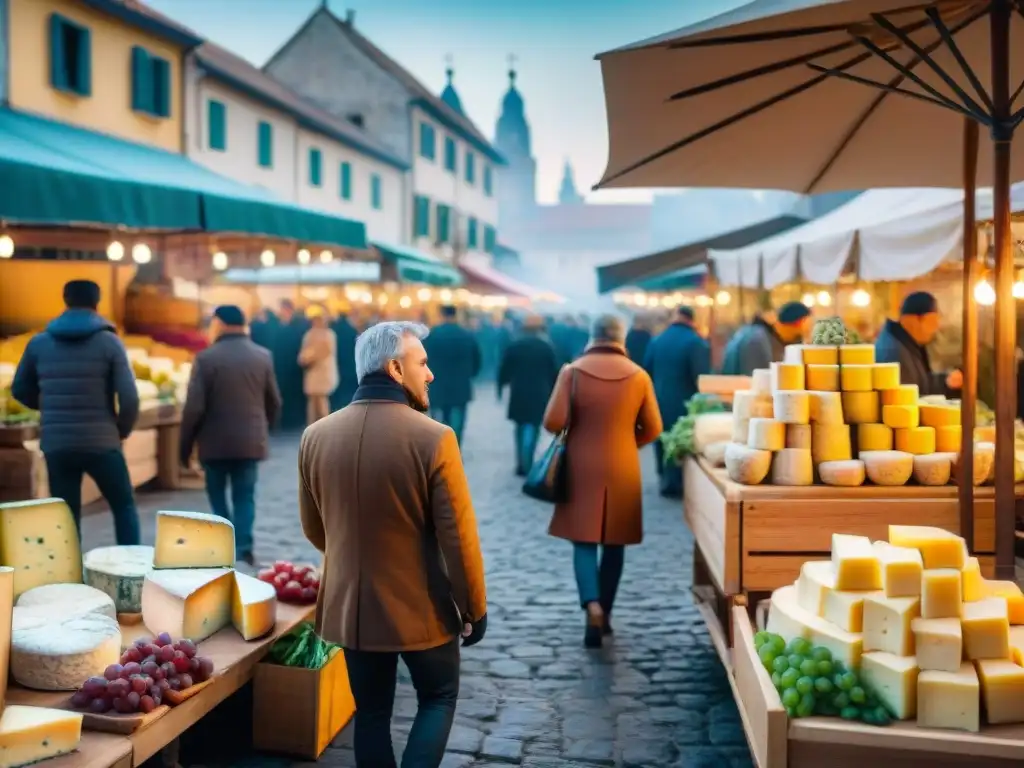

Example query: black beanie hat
[676,306,695,321]
[777,301,811,325]
[63,280,101,309]
[213,305,246,327]
[900,291,938,316]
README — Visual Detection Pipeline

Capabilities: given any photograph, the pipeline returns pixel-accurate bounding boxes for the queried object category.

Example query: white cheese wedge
[860,652,919,720]
[0,705,83,768]
[795,560,836,616]
[912,617,963,673]
[16,583,115,620]
[83,544,154,614]
[154,510,235,569]
[863,594,920,656]
[10,612,120,691]
[917,663,980,732]
[232,572,277,641]
[142,568,234,642]
[0,499,82,598]
[766,585,862,668]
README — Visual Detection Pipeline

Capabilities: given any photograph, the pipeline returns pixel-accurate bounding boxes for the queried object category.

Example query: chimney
[345,9,355,25]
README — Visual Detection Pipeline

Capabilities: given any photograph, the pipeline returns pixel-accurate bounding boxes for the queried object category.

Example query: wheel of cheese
[935,425,962,453]
[772,391,810,424]
[842,391,879,424]
[806,364,839,391]
[839,344,875,365]
[920,404,960,428]
[83,545,154,614]
[771,448,813,486]
[882,404,920,429]
[770,362,805,391]
[731,416,750,444]
[894,426,936,455]
[811,424,852,464]
[11,612,121,690]
[880,385,919,406]
[785,423,812,450]
[784,344,838,365]
[819,459,866,487]
[747,418,786,451]
[808,391,844,425]
[860,450,914,486]
[724,443,772,485]
[15,583,115,621]
[857,423,893,452]
[871,363,901,390]
[703,441,730,467]
[913,453,955,486]
[751,368,772,394]
[840,364,873,392]
[953,442,995,486]
[733,390,773,420]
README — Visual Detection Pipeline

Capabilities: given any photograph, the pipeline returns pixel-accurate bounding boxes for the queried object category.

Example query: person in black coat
[423,305,482,445]
[271,300,309,430]
[330,312,359,410]
[498,314,560,475]
[874,292,962,396]
[625,315,653,364]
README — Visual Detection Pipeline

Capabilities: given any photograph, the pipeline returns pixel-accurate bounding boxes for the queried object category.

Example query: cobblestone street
[81,387,751,768]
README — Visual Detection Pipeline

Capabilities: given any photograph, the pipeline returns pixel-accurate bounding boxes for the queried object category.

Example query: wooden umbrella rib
[925,6,995,112]
[668,22,864,48]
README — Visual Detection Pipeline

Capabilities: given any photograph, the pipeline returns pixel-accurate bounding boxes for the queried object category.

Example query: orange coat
[542,344,663,545]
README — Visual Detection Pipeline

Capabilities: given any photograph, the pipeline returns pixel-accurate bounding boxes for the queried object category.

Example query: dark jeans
[514,422,541,473]
[202,459,257,559]
[430,406,466,445]
[653,440,682,498]
[44,449,140,545]
[573,543,625,613]
[344,639,460,768]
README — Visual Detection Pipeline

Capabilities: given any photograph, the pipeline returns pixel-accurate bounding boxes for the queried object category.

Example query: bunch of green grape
[754,631,892,726]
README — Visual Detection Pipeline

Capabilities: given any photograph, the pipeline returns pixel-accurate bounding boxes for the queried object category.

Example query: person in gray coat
[179,305,282,565]
[720,302,812,376]
[875,291,962,397]
[11,280,141,544]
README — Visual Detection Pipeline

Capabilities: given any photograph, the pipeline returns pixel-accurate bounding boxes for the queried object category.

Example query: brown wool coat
[542,345,663,546]
[298,397,487,652]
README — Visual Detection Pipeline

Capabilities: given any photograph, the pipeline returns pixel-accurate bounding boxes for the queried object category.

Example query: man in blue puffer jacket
[11,280,141,544]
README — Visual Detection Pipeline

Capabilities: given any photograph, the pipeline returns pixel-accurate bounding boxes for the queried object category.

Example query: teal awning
[636,265,707,292]
[371,241,462,287]
[0,109,367,250]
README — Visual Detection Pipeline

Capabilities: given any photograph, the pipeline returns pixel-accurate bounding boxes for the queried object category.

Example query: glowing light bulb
[439,289,453,302]
[399,296,412,309]
[212,252,229,271]
[131,243,152,264]
[801,292,816,307]
[417,288,432,301]
[816,290,832,307]
[715,290,731,306]
[107,241,125,262]
[0,234,13,259]
[297,248,311,265]
[1013,281,1024,299]
[319,250,332,264]
[851,288,871,307]
[975,279,996,306]
[260,249,275,267]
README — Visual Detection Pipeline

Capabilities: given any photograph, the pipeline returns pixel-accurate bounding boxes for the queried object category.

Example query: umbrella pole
[960,118,979,554]
[990,0,1015,580]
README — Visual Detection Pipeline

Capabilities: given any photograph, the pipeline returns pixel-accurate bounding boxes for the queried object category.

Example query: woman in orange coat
[542,314,663,647]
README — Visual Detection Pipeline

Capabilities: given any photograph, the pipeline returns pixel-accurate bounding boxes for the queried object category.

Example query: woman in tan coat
[542,314,663,647]
[298,309,339,424]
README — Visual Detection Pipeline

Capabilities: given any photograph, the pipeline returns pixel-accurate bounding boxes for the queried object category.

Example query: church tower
[440,59,464,115]
[494,58,537,229]
[558,159,584,205]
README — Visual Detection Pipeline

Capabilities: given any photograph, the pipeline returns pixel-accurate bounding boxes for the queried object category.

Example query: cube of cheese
[912,617,962,672]
[141,568,234,643]
[882,405,920,429]
[839,344,875,365]
[920,404,960,428]
[962,597,1010,661]
[982,580,1024,624]
[894,426,936,455]
[154,510,236,569]
[917,663,980,732]
[962,557,984,602]
[840,365,873,392]
[880,385,919,406]
[0,705,83,768]
[860,652,919,720]
[841,391,879,423]
[831,534,881,590]
[824,588,880,633]
[795,560,835,616]
[872,541,923,598]
[857,423,893,451]
[935,425,962,453]
[921,569,963,619]
[806,364,839,391]
[888,525,966,570]
[766,586,863,668]
[863,594,920,656]
[977,659,1024,724]
[871,363,901,390]
[770,362,804,391]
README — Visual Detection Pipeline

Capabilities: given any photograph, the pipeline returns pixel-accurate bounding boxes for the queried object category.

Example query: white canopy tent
[709,186,1024,288]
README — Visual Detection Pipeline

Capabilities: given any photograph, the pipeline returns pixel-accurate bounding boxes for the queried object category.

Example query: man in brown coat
[299,320,487,768]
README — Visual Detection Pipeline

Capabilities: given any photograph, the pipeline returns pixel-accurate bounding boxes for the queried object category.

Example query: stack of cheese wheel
[767,524,1024,732]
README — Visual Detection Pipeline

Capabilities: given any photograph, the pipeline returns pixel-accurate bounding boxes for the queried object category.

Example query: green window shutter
[151,57,171,117]
[414,196,431,237]
[75,24,92,96]
[257,122,273,168]
[419,122,435,160]
[207,100,226,151]
[484,225,496,253]
[444,137,456,173]
[437,205,450,244]
[484,165,493,196]
[130,46,151,112]
[309,148,322,186]
[371,174,382,210]
[467,217,478,249]
[465,151,475,184]
[49,15,68,91]
[340,162,351,199]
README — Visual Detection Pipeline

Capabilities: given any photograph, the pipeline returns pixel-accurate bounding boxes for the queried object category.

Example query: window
[436,204,451,244]
[484,165,493,197]
[483,225,496,253]
[370,174,382,210]
[257,122,273,168]
[414,196,431,237]
[340,162,352,200]
[444,137,457,173]
[49,14,91,96]
[467,217,478,249]
[465,151,476,184]
[207,100,226,152]
[419,122,436,160]
[130,46,170,117]
[309,148,322,187]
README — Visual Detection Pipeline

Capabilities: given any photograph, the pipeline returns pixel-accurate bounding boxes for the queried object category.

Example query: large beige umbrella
[595,0,1024,576]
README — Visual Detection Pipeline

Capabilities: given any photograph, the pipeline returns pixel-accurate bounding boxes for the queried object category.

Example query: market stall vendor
[720,301,811,376]
[875,291,962,397]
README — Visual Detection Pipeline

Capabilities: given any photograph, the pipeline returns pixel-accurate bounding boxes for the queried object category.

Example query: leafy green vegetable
[811,317,848,345]
[268,622,341,669]
[660,393,727,465]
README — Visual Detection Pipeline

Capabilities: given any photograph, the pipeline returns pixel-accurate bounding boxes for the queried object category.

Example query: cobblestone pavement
[82,386,752,768]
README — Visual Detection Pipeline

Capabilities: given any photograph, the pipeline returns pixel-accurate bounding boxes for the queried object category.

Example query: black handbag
[522,369,575,503]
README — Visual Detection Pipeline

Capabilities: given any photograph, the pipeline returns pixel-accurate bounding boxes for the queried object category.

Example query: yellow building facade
[5,0,198,153]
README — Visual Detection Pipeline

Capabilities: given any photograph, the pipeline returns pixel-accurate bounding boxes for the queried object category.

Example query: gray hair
[355,321,429,381]
[591,314,626,344]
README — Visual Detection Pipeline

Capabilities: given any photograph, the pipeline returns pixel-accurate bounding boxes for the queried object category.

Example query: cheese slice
[15,583,115,621]
[841,391,879,423]
[839,344,875,365]
[880,385,919,406]
[962,597,1010,661]
[920,404,960,428]
[831,533,882,590]
[860,652,919,720]
[888,525,966,570]
[766,585,862,668]
[872,541,923,598]
[795,560,835,616]
[83,545,154,614]
[863,594,920,656]
[895,427,936,455]
[917,663,980,733]
[0,568,12,713]
[976,659,1024,724]
[981,580,1024,624]
[921,569,963,619]
[962,557,984,602]
[154,510,236,569]
[770,362,804,391]
[882,405,920,429]
[912,617,963,672]
[857,423,893,451]
[232,572,277,641]
[142,568,234,642]
[0,705,83,768]
[0,499,82,599]
[10,612,120,691]
[805,364,839,391]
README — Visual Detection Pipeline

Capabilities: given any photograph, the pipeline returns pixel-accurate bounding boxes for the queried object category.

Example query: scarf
[351,371,412,406]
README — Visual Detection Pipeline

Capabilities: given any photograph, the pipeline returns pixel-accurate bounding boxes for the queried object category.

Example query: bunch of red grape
[257,560,319,604]
[70,632,215,715]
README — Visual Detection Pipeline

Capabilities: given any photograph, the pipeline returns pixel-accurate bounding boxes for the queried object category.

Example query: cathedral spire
[558,158,583,205]
[440,54,465,115]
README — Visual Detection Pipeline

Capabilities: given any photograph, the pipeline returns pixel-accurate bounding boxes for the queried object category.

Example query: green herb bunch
[660,393,727,465]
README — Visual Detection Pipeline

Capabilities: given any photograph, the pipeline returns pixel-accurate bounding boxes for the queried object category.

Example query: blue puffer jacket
[11,309,140,454]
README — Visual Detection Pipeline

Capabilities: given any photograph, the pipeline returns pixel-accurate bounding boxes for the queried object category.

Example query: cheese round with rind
[818,459,866,487]
[15,583,115,621]
[808,391,844,424]
[839,344,875,365]
[860,450,914,486]
[857,423,894,451]
[733,390,773,420]
[806,365,839,391]
[913,453,954,486]
[895,426,936,455]
[770,362,804,391]
[724,443,772,485]
[785,424,812,450]
[772,392,810,424]
[731,417,750,445]
[82,545,154,614]
[953,442,994,486]
[920,404,960,428]
[883,404,920,429]
[872,363,901,390]
[11,612,121,691]
[880,385,919,406]
[840,365,874,392]
[842,391,879,424]
[751,368,772,393]
[771,448,813,486]
[935,425,962,453]
[747,418,785,451]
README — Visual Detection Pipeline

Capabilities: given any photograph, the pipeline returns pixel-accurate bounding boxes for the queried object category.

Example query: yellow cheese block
[982,580,1024,624]
[0,500,83,599]
[808,391,845,425]
[747,418,786,451]
[912,617,963,672]
[842,391,879,424]
[839,344,875,365]
[141,568,234,643]
[770,362,804,391]
[831,533,882,590]
[962,597,1010,660]
[917,663,980,733]
[785,424,812,449]
[882,404,920,429]
[977,659,1024,724]
[732,390,774,420]
[880,385,919,406]
[962,557,984,602]
[935,424,962,453]
[921,569,963,619]
[872,541,923,598]
[860,652,919,720]
[1010,625,1024,666]
[795,560,835,616]
[765,585,863,668]
[824,587,880,633]
[805,364,839,391]
[894,426,936,455]
[863,594,920,656]
[0,705,83,768]
[800,345,839,365]
[772,392,810,425]
[889,525,966,569]
[871,363,901,390]
[840,364,873,392]
[811,424,852,464]
[920,404,960,428]
[857,423,893,451]
[231,572,277,641]
[154,510,235,569]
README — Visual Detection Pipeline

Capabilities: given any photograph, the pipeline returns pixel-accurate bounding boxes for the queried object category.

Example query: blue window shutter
[208,100,225,151]
[371,174,382,210]
[465,151,475,184]
[76,24,92,96]
[258,122,273,167]
[49,15,68,91]
[484,225,496,253]
[414,196,430,237]
[467,217,478,249]
[444,137,456,173]
[437,205,450,244]
[152,57,171,117]
[484,166,493,196]
[420,122,436,160]
[340,162,351,199]
[130,47,149,111]
[309,148,322,186]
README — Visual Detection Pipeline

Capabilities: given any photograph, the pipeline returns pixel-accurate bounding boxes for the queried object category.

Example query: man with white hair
[298,321,488,767]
